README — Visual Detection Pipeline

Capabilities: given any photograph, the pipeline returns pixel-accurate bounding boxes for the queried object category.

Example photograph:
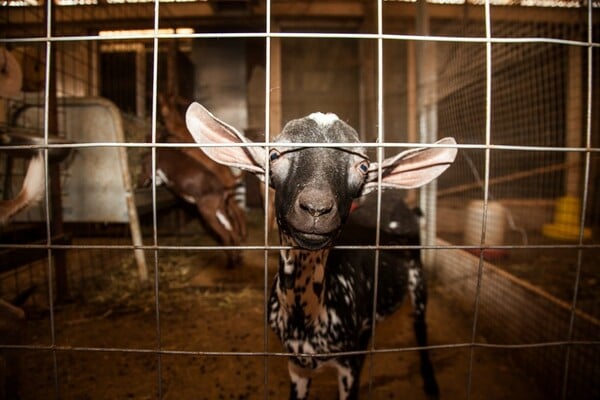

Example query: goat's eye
[356,160,369,175]
[269,149,281,162]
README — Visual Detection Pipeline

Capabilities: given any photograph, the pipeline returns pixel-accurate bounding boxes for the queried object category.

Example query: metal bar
[41,0,60,398]
[561,3,595,397]
[1,3,599,399]
[263,1,273,398]
[2,339,599,359]
[466,0,494,398]
[3,32,599,47]
[367,0,386,395]
[2,242,599,252]
[4,141,599,152]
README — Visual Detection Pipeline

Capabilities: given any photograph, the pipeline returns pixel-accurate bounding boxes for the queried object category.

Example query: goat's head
[185,102,457,250]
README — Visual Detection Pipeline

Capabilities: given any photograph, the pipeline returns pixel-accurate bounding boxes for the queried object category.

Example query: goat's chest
[268,250,369,369]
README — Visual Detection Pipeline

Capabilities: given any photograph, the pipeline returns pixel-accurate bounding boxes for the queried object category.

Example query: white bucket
[464,200,507,246]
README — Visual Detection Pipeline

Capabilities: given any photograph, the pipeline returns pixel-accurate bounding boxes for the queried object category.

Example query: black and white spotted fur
[268,193,436,399]
[185,103,457,399]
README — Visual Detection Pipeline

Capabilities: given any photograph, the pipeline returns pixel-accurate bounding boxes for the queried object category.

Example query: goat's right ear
[361,137,457,195]
[185,102,266,178]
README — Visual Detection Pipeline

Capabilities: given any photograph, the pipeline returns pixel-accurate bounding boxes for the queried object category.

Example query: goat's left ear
[361,137,457,195]
[185,102,266,178]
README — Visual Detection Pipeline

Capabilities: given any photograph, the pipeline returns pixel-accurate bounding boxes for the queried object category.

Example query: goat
[185,102,457,399]
[139,139,246,268]
[0,153,45,226]
[158,94,277,228]
[157,93,239,189]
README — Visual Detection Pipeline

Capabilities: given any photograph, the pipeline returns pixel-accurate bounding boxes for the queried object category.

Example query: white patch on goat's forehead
[308,112,339,126]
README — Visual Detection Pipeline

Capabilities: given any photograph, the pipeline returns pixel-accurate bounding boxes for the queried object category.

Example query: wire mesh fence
[1,1,599,399]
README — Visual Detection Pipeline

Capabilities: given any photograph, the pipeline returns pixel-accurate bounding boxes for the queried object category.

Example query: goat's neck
[276,233,330,323]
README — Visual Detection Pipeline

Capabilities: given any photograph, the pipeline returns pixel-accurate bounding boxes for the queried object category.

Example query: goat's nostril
[297,188,336,219]
[300,200,333,217]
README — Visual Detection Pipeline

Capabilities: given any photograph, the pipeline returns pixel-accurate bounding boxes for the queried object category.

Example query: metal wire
[1,1,599,399]
[561,2,596,398]
[150,0,163,397]
[2,338,599,359]
[263,1,273,397]
[42,1,60,396]
[2,32,599,48]
[466,1,493,397]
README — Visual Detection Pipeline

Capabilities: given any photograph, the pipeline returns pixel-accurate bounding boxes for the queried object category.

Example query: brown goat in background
[139,143,246,268]
[138,94,247,268]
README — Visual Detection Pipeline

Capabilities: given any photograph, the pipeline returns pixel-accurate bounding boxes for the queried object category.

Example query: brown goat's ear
[361,137,457,195]
[185,102,266,178]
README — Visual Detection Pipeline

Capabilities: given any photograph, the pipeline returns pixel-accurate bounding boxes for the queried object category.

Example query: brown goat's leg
[225,195,247,240]
[223,197,245,267]
[196,196,241,268]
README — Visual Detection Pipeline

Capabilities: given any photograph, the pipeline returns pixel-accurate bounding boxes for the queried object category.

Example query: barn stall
[1,1,599,399]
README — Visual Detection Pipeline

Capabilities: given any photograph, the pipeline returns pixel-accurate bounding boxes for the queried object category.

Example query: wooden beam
[565,45,582,197]
[269,1,364,18]
[3,2,588,38]
[269,29,282,137]
[2,2,365,35]
[384,2,589,25]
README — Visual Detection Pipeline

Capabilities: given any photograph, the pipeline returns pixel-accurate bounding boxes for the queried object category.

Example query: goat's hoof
[226,256,243,269]
[424,381,440,400]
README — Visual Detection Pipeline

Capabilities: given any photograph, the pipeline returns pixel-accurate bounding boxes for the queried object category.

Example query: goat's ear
[361,137,457,195]
[185,102,266,177]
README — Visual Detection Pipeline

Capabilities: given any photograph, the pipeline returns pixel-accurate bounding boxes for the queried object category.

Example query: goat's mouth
[292,231,334,250]
[281,215,342,250]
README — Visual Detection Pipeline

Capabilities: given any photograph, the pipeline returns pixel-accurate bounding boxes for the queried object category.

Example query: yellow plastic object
[542,196,592,240]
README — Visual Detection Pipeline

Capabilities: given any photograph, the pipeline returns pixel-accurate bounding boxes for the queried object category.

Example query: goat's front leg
[196,196,242,268]
[408,262,439,399]
[334,358,363,400]
[288,360,312,400]
[225,194,247,240]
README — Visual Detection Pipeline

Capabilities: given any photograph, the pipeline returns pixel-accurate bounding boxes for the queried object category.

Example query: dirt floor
[3,210,559,400]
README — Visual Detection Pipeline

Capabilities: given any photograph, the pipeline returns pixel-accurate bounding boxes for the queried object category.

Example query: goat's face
[268,114,368,249]
[185,102,458,250]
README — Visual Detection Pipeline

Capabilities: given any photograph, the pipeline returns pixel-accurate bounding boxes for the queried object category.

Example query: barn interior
[1,1,599,399]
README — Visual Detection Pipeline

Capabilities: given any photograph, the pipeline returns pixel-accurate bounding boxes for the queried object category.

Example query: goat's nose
[298,190,334,218]
[301,201,333,217]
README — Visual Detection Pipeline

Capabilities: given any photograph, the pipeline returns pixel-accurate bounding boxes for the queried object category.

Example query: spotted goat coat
[268,194,434,399]
[185,102,457,399]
